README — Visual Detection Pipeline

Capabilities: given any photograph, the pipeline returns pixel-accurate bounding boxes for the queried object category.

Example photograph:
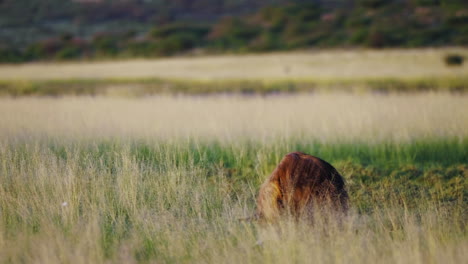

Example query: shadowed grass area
[1,76,468,96]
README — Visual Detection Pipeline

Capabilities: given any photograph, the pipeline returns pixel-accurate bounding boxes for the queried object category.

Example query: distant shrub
[249,32,278,51]
[359,0,390,8]
[259,6,289,32]
[444,54,465,66]
[0,47,25,63]
[28,39,63,59]
[286,3,322,22]
[55,46,82,60]
[453,25,468,45]
[346,14,373,28]
[349,28,369,45]
[156,33,200,55]
[148,24,209,54]
[416,0,440,6]
[440,0,466,8]
[92,34,119,57]
[60,32,74,42]
[24,43,48,60]
[126,41,158,57]
[208,17,261,50]
[1,2,466,62]
[446,11,468,26]
[365,23,408,48]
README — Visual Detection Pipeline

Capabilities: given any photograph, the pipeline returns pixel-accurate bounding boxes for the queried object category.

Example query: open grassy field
[1,93,467,142]
[1,48,467,95]
[1,48,467,81]
[1,94,467,263]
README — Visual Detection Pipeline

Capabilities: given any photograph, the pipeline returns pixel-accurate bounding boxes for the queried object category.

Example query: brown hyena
[256,152,348,221]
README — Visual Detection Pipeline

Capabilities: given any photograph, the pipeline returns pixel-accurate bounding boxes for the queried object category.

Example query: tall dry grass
[0,48,466,81]
[0,93,466,263]
[0,141,466,264]
[1,93,467,142]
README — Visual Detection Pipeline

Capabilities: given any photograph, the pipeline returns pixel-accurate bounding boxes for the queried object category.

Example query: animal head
[256,152,348,222]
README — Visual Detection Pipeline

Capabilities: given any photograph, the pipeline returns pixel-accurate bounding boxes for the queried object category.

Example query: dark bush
[288,3,322,22]
[416,0,440,6]
[33,39,63,57]
[446,12,468,26]
[126,41,158,57]
[60,32,74,42]
[346,14,373,28]
[55,46,82,60]
[157,33,199,54]
[0,1,466,62]
[24,43,48,60]
[249,32,279,51]
[366,22,408,48]
[359,0,391,8]
[440,0,466,8]
[453,25,468,45]
[0,47,25,63]
[349,28,369,45]
[444,54,465,66]
[92,34,119,57]
[208,17,261,50]
[260,6,288,33]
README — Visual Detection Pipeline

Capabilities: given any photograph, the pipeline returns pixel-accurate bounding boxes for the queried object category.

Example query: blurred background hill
[0,0,467,63]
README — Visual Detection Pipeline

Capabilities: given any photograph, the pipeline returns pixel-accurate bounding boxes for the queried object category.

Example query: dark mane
[256,152,348,221]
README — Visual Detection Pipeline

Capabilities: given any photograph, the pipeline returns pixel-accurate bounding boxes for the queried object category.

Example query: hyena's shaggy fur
[256,152,348,221]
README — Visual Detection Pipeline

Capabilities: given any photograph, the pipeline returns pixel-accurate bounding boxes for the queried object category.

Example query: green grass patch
[5,137,467,210]
[1,76,467,96]
[1,138,466,263]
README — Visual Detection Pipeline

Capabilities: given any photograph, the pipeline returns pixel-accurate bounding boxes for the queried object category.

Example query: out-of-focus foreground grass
[1,138,466,263]
[0,94,467,263]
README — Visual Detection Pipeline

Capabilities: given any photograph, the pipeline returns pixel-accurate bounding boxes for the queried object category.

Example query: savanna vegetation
[1,0,467,63]
[0,48,467,96]
[0,94,467,263]
[1,2,466,261]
